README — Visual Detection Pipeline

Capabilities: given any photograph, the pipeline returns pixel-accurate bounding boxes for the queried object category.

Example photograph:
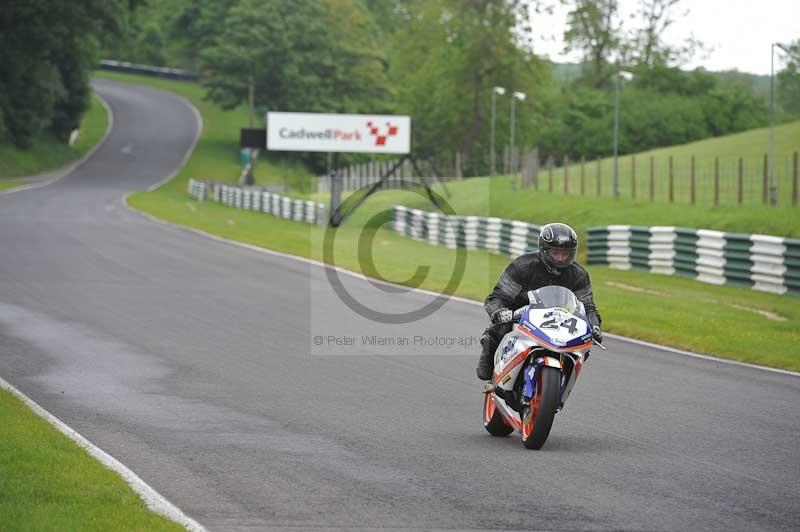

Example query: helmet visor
[544,247,576,268]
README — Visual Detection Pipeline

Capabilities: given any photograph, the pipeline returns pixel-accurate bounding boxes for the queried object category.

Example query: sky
[529,0,799,75]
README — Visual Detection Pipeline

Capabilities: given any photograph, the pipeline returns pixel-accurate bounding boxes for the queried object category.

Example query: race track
[0,79,798,531]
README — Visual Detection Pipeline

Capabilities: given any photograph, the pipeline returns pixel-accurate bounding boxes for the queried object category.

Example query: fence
[188,179,327,225]
[319,156,467,194]
[504,150,799,208]
[391,205,540,257]
[587,225,800,296]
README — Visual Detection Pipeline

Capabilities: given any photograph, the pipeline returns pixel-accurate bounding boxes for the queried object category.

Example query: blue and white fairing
[519,307,593,351]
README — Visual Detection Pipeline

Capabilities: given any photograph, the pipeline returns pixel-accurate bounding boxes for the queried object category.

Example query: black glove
[591,325,603,344]
[491,308,513,324]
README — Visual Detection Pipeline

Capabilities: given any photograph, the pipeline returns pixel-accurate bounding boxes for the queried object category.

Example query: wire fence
[323,149,799,207]
[511,151,799,207]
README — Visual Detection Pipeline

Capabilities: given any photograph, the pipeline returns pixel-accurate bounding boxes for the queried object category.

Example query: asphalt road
[1,79,798,532]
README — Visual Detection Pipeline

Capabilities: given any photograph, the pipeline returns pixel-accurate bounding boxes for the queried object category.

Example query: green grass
[106,70,798,370]
[0,94,109,182]
[0,388,183,531]
[519,120,800,207]
[0,178,24,191]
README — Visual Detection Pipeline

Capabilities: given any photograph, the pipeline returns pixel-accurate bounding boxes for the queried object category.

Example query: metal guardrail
[188,179,326,225]
[391,205,540,257]
[587,225,800,296]
[99,60,199,81]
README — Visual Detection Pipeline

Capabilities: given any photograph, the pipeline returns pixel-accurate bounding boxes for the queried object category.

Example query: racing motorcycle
[482,285,602,449]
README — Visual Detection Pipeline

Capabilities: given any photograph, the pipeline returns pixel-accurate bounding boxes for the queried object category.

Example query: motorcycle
[482,285,601,449]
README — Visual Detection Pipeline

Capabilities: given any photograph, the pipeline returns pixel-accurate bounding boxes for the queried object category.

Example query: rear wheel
[483,392,513,436]
[521,366,561,449]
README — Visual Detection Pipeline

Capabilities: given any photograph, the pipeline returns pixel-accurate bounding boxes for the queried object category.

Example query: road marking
[123,202,800,380]
[121,143,134,154]
[0,375,207,531]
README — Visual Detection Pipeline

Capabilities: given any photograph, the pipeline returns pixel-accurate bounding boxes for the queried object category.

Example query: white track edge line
[0,376,207,531]
[0,91,115,196]
[123,201,800,380]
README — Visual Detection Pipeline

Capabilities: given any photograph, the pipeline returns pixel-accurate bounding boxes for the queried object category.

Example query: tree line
[4,1,799,177]
[0,1,130,149]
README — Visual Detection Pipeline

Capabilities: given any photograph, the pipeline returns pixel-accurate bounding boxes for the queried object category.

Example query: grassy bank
[0,94,109,182]
[103,71,798,371]
[550,120,800,206]
[0,388,182,531]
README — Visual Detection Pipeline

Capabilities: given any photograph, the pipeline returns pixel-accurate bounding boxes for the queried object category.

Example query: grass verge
[104,71,798,371]
[0,387,182,531]
[0,94,109,183]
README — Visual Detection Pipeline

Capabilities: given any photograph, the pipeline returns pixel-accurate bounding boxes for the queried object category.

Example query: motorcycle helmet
[539,223,578,273]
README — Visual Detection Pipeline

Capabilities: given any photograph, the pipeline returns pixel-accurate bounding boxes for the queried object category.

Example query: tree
[563,0,622,88]
[626,0,704,68]
[777,39,800,118]
[0,0,124,147]
[201,0,390,171]
[387,0,546,174]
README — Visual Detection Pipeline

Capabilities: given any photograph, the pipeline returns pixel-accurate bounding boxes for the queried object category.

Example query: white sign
[266,112,410,154]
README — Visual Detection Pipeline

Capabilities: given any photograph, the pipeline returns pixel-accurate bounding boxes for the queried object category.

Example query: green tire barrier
[188,178,327,225]
[391,205,540,257]
[587,225,800,296]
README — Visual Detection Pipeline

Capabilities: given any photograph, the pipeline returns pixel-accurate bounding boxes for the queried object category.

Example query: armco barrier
[391,205,540,257]
[188,179,326,225]
[587,225,800,296]
[99,60,199,80]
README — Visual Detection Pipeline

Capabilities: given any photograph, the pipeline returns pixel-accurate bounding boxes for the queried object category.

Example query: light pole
[490,86,506,177]
[770,42,789,206]
[613,70,634,198]
[510,91,526,179]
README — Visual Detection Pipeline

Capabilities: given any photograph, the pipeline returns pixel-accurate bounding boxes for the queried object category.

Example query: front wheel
[521,366,561,449]
[483,392,513,436]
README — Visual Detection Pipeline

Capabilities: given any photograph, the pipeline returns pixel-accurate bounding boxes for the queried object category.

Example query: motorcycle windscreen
[528,285,579,314]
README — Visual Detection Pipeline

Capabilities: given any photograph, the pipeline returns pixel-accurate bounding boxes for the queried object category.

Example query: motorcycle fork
[521,353,566,407]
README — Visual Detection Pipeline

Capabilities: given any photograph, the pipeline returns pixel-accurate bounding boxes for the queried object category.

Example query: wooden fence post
[738,157,744,204]
[793,151,798,207]
[762,154,768,204]
[690,155,696,205]
[580,157,586,195]
[649,156,654,202]
[596,158,601,196]
[714,157,719,206]
[564,155,569,194]
[631,155,636,199]
[668,155,674,203]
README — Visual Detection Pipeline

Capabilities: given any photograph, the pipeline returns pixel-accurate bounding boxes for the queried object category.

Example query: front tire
[521,366,561,449]
[483,392,513,436]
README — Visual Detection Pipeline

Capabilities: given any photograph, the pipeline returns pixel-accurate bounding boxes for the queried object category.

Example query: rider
[476,222,603,381]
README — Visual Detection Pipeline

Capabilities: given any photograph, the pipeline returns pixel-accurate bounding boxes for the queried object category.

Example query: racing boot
[475,333,495,381]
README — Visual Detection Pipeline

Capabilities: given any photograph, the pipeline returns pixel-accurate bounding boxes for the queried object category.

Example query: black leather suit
[482,250,602,353]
